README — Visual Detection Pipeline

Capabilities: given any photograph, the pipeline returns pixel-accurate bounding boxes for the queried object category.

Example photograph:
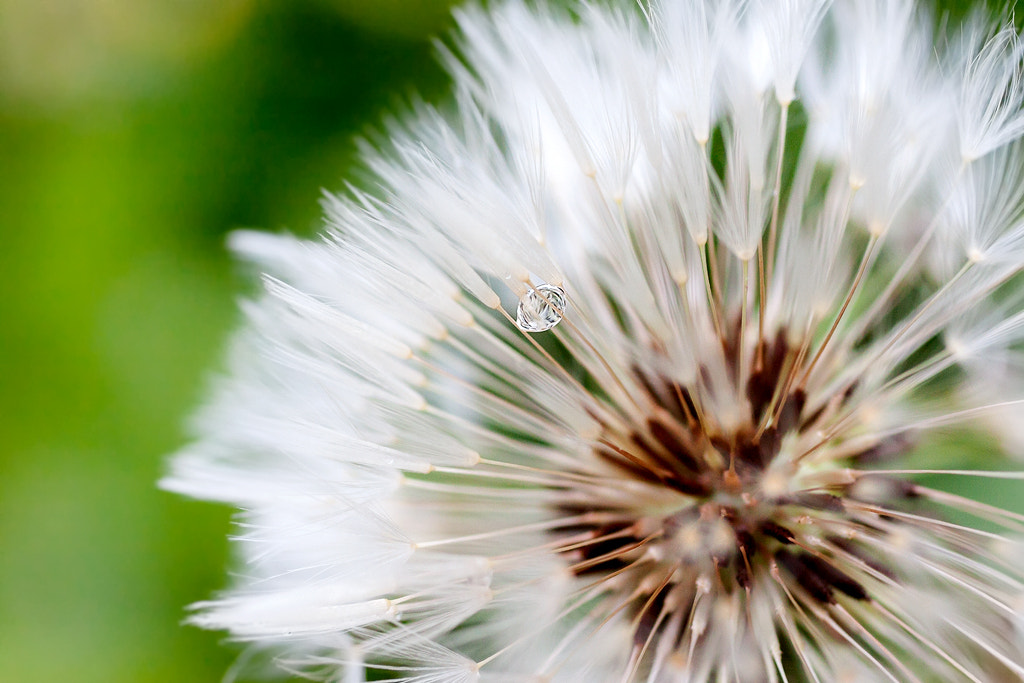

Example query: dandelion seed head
[167,1,1024,681]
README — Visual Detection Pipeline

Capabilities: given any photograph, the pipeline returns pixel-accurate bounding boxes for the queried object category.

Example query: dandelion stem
[855,468,1024,480]
[496,304,599,402]
[700,241,725,341]
[806,602,905,683]
[551,288,646,416]
[766,102,790,281]
[798,234,878,391]
[755,316,812,438]
[738,257,751,394]
[598,438,675,483]
[621,562,680,683]
[756,240,767,369]
[566,530,664,574]
[800,399,1024,465]
[865,600,985,683]
[770,567,826,683]
[947,620,1024,677]
[843,161,968,348]
[865,260,972,369]
[412,513,608,549]
[477,581,613,671]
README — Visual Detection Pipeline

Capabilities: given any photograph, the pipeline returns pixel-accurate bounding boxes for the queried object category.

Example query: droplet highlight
[516,284,567,332]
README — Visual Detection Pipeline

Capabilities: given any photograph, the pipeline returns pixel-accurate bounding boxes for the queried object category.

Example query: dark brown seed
[735,439,765,469]
[760,520,796,545]
[848,474,920,503]
[736,427,781,469]
[758,426,782,466]
[792,493,844,512]
[849,433,915,465]
[746,368,776,424]
[776,548,835,604]
[798,552,869,601]
[633,588,668,648]
[667,386,699,429]
[733,549,752,590]
[776,388,807,435]
[618,431,710,496]
[735,528,758,558]
[646,418,702,473]
[798,402,827,433]
[709,434,731,460]
[571,524,635,576]
[632,364,662,403]
[596,445,661,484]
[826,535,899,581]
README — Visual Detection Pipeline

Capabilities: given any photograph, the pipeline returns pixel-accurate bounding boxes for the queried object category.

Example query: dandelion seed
[166,1,1024,681]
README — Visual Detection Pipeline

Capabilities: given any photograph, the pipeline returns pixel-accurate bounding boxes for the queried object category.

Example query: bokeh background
[0,0,1016,682]
[0,1,453,680]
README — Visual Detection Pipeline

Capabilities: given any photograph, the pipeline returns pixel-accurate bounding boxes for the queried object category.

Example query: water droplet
[516,284,566,332]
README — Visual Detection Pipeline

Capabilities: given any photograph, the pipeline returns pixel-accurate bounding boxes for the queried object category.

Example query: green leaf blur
[0,1,450,681]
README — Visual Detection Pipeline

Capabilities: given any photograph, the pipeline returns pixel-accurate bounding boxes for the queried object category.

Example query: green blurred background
[0,0,1014,682]
[0,1,453,680]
